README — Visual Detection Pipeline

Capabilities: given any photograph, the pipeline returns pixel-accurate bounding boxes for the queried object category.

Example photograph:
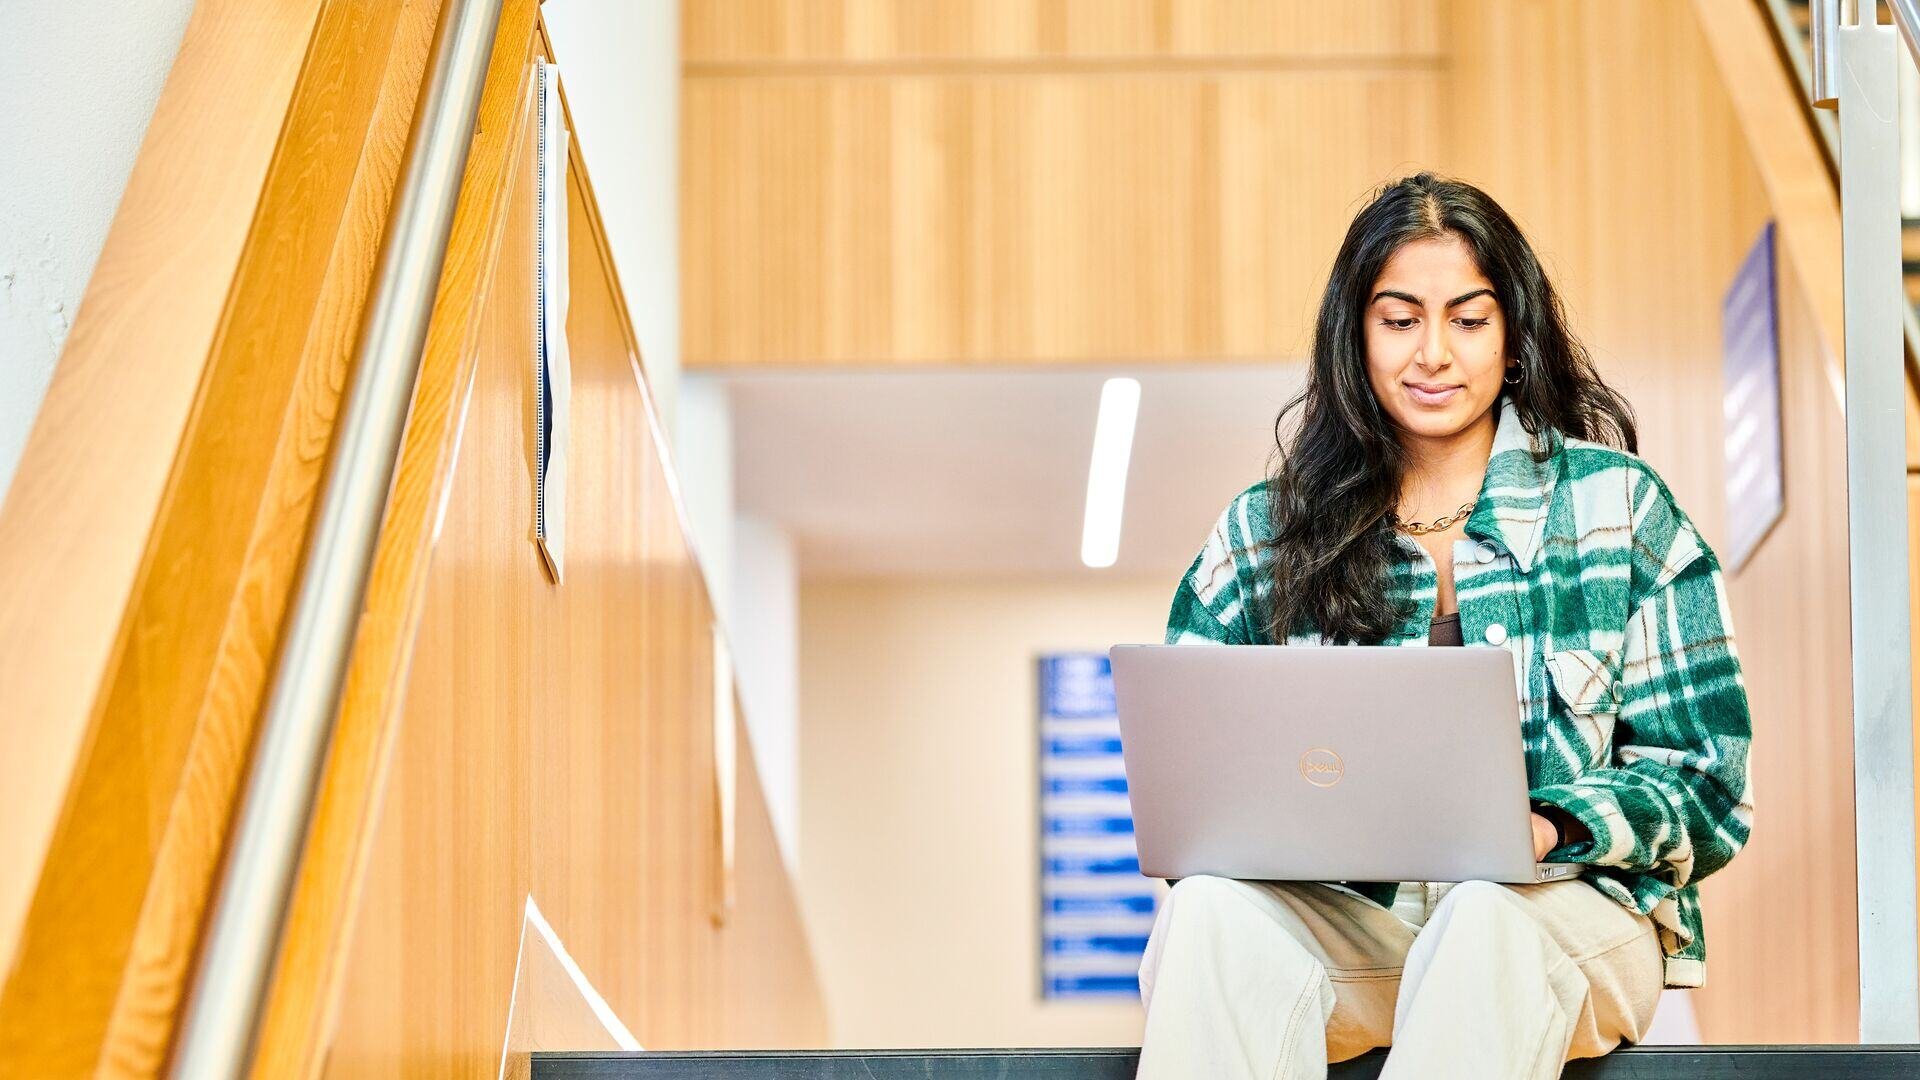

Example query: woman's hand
[1530,811,1560,861]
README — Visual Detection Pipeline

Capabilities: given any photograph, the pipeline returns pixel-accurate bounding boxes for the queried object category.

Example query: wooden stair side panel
[0,2,442,1075]
[548,53,829,1049]
[249,0,546,1074]
[256,9,827,1076]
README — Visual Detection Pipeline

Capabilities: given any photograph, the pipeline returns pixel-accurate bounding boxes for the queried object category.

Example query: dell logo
[1299,747,1345,788]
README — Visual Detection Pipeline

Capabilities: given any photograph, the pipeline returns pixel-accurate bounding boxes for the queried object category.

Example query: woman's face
[1362,234,1512,443]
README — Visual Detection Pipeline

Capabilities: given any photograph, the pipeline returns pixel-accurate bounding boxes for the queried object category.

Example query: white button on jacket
[1484,622,1508,645]
[1475,542,1498,564]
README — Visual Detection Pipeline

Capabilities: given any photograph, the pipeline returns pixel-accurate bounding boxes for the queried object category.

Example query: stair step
[533,1045,1920,1079]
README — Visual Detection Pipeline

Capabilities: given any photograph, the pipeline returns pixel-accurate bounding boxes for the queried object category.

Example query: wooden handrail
[0,3,426,1072]
[171,0,505,1074]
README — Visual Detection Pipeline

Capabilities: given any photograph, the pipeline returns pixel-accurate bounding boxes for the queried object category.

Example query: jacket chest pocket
[1544,647,1620,768]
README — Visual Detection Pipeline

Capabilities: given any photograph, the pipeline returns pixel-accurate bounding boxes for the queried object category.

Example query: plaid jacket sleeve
[1165,562,1254,645]
[1529,478,1755,888]
[1165,487,1268,646]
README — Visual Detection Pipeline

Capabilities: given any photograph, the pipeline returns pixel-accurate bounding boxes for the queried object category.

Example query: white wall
[542,0,681,436]
[672,376,805,874]
[731,515,802,869]
[0,0,195,506]
[675,376,735,608]
[799,577,1172,1048]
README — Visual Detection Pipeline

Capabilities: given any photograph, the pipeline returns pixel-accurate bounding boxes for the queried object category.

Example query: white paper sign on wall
[534,58,572,584]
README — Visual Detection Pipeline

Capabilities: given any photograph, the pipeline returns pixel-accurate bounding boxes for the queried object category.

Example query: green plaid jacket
[1166,399,1754,987]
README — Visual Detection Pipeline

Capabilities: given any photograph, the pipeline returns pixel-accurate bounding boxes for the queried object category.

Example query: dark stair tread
[534,1045,1920,1079]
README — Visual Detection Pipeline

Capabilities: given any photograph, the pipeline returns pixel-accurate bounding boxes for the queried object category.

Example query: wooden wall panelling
[1697,1,1920,1012]
[683,69,1446,367]
[1689,0,1920,469]
[250,0,546,1072]
[566,48,827,1032]
[682,1,1461,368]
[683,0,1445,65]
[319,100,540,1068]
[0,3,441,1075]
[1434,0,1764,537]
[1705,244,1861,1042]
[1690,0,1845,386]
[1439,0,1859,1042]
[540,38,824,1049]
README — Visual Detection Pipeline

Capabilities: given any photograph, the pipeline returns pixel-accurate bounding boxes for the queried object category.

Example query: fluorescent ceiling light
[1080,377,1141,569]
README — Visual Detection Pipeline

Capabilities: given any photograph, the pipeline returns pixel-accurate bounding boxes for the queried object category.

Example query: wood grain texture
[1689,0,1844,366]
[250,1,547,1073]
[2,1,819,1073]
[1431,0,1777,542]
[684,0,1445,64]
[0,0,327,1004]
[258,13,825,1076]
[1698,5,1920,1031]
[0,3,436,1075]
[1704,244,1860,1042]
[684,71,1445,367]
[683,2,1458,368]
[1689,0,1920,468]
[511,907,634,1058]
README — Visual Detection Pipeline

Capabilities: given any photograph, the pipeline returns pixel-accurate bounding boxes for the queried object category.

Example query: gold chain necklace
[1395,499,1476,536]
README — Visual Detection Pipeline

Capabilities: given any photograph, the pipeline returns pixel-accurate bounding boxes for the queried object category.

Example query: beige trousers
[1135,876,1663,1080]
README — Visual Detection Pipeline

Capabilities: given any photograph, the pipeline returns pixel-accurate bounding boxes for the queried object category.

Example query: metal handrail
[1896,0,1920,64]
[167,0,505,1075]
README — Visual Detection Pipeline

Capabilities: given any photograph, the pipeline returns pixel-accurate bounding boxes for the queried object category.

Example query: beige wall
[799,578,1175,1048]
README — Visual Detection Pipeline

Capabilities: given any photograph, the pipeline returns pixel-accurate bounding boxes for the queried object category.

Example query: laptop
[1108,644,1581,885]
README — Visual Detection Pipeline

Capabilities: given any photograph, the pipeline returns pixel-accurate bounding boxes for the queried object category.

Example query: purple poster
[1721,222,1783,573]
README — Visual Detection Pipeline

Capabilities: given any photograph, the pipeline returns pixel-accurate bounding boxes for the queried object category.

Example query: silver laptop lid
[1110,643,1550,885]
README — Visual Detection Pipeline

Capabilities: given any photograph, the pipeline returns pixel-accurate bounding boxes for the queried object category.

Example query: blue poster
[1039,653,1159,999]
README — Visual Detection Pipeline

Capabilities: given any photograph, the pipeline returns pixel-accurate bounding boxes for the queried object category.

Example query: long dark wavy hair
[1260,172,1636,644]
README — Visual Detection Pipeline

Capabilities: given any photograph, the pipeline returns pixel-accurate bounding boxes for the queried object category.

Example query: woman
[1137,173,1754,1080]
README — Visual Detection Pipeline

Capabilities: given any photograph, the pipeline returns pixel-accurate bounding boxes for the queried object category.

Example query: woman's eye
[1456,318,1490,329]
[1382,318,1418,330]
